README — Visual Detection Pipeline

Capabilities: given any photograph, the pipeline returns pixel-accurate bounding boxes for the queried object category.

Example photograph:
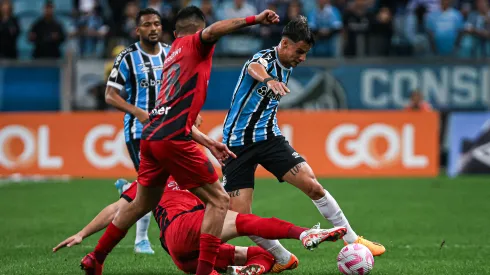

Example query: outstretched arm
[52,199,128,252]
[201,9,280,43]
[248,63,290,96]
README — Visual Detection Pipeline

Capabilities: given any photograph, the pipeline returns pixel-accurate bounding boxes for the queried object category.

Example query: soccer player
[81,6,282,275]
[54,177,346,275]
[222,16,386,272]
[104,8,170,255]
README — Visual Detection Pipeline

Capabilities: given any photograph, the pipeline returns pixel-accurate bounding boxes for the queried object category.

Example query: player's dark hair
[174,6,206,35]
[136,8,162,26]
[282,16,315,45]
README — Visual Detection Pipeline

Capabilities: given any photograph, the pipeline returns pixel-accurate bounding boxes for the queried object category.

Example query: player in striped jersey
[105,8,170,255]
[222,16,386,272]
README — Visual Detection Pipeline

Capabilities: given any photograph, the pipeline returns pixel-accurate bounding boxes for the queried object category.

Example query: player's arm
[191,125,236,166]
[201,9,279,43]
[248,62,290,96]
[105,86,149,124]
[52,199,128,252]
[105,54,149,123]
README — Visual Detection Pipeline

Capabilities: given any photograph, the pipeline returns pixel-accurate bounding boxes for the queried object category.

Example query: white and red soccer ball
[337,243,374,275]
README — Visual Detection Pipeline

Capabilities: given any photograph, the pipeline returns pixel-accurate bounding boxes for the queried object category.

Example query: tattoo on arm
[290,162,305,176]
[228,190,240,197]
[232,19,246,27]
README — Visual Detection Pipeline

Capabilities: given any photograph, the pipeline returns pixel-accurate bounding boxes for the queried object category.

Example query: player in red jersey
[81,6,282,275]
[55,177,346,274]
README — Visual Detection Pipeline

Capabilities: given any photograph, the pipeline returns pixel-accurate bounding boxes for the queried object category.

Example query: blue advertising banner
[0,66,60,112]
[447,112,490,177]
[204,66,346,110]
[330,64,490,110]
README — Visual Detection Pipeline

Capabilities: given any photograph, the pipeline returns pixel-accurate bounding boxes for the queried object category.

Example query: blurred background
[1,1,489,274]
[0,0,489,178]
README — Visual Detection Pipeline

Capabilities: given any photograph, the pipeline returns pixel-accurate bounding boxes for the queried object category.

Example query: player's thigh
[137,140,170,188]
[220,210,239,242]
[258,136,306,183]
[189,180,228,207]
[165,140,219,190]
[222,144,258,194]
[125,138,141,172]
[229,188,254,214]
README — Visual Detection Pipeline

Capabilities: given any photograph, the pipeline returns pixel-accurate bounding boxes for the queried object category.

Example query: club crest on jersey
[257,86,282,100]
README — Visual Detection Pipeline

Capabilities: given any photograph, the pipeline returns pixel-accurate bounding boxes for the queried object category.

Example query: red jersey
[121,177,204,223]
[142,31,215,141]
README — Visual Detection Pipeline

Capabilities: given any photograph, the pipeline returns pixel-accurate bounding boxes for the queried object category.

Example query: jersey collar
[136,42,163,57]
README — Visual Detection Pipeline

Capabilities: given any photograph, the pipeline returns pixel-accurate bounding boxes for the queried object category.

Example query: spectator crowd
[0,0,489,59]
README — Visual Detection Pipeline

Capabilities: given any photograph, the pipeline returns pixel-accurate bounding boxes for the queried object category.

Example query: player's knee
[304,177,325,200]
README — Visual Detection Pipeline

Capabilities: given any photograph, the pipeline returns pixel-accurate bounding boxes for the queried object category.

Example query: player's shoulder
[113,43,138,66]
[249,47,277,67]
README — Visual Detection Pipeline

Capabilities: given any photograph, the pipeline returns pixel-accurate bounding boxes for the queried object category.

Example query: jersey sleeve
[120,181,137,202]
[191,30,216,58]
[247,51,275,72]
[107,53,130,91]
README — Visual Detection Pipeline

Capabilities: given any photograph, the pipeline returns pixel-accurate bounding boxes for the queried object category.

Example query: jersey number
[163,63,181,102]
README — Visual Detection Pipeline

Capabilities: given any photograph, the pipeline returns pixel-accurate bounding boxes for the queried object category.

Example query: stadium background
[1,0,489,274]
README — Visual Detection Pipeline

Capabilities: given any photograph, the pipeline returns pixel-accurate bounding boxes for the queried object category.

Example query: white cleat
[227,264,266,275]
[301,223,347,251]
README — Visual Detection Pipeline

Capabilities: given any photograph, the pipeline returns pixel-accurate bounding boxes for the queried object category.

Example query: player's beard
[143,34,159,46]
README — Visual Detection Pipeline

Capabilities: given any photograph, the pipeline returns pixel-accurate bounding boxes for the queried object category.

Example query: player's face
[284,40,312,68]
[137,14,162,45]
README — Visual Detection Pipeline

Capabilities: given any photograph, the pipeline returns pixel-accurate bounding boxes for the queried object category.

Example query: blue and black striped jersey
[222,47,292,147]
[107,42,170,142]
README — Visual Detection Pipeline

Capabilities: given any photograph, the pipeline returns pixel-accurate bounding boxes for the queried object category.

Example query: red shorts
[164,210,235,273]
[138,139,219,190]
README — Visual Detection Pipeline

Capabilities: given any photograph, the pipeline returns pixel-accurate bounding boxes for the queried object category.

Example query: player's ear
[136,26,140,36]
[173,30,177,38]
[281,38,289,49]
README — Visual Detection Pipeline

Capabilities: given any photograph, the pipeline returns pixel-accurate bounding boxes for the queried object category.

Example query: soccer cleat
[114,179,129,195]
[227,264,266,275]
[270,254,299,273]
[134,240,155,254]
[301,223,347,251]
[80,252,103,275]
[345,236,386,256]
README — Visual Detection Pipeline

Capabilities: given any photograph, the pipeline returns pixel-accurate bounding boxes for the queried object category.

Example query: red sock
[196,233,221,275]
[235,214,308,240]
[245,246,275,272]
[93,223,127,263]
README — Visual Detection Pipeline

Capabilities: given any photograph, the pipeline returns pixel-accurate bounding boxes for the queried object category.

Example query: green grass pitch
[1,177,489,275]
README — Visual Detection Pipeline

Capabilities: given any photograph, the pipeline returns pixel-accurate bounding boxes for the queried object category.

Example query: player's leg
[262,137,385,256]
[226,246,275,275]
[222,145,297,272]
[123,138,154,254]
[167,140,229,275]
[81,141,168,274]
[220,210,346,249]
[189,182,230,275]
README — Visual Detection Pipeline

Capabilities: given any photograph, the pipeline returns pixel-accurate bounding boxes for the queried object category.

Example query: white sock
[312,189,358,244]
[249,236,291,265]
[135,212,151,245]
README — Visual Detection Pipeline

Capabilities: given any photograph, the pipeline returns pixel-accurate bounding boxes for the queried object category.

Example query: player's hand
[209,142,237,166]
[52,234,83,252]
[267,80,290,96]
[134,108,150,124]
[255,10,280,25]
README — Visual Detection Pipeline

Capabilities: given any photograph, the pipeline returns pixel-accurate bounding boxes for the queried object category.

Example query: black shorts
[126,138,141,172]
[222,136,305,192]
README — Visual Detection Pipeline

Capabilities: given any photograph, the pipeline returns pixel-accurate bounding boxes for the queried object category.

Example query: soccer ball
[337,243,374,275]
